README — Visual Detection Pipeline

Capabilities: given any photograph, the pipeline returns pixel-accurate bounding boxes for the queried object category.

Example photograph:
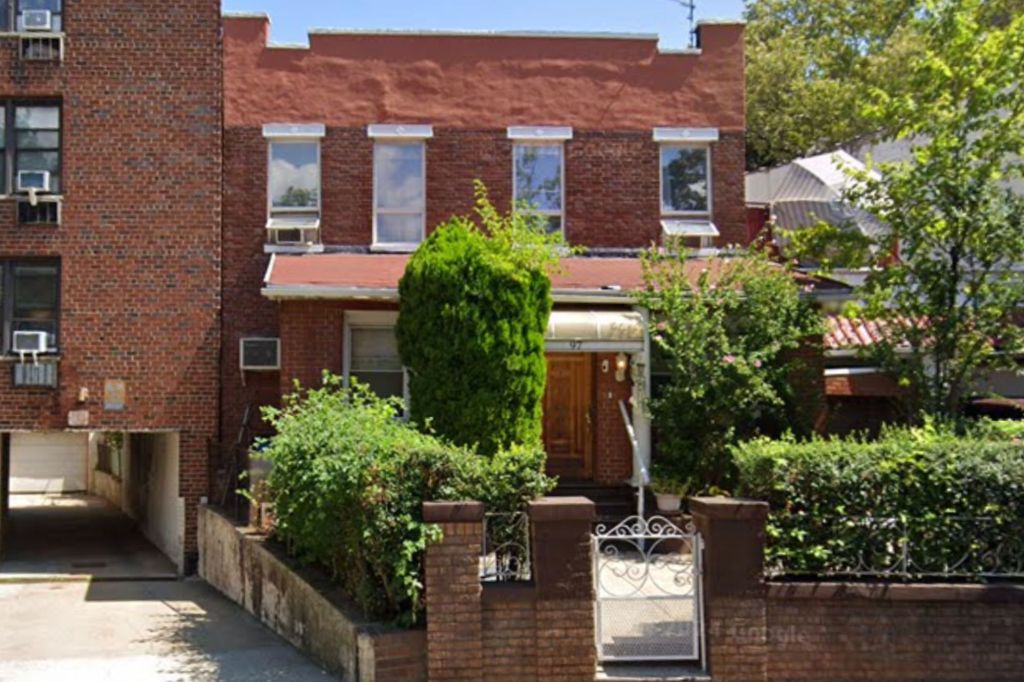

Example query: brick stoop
[550,483,638,522]
[596,662,711,681]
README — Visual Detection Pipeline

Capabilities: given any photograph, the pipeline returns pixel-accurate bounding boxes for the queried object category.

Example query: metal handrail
[618,399,648,519]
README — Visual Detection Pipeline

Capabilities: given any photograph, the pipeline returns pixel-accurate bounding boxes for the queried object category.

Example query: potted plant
[649,464,690,513]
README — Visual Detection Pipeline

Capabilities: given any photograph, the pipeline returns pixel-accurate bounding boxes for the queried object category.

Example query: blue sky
[222,0,748,50]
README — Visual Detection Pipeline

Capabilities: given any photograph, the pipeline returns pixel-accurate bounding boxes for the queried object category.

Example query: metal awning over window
[545,311,645,352]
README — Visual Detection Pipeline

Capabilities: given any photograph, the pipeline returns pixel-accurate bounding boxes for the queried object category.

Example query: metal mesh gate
[593,515,704,662]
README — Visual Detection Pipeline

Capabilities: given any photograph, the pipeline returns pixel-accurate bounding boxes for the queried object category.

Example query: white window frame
[658,143,713,218]
[512,140,566,235]
[342,310,410,413]
[263,124,325,249]
[372,140,427,251]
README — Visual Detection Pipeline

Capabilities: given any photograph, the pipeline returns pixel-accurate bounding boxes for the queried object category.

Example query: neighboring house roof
[262,253,849,302]
[824,314,893,351]
[746,150,887,239]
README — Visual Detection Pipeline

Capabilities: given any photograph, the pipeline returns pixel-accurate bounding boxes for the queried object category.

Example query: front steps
[549,482,642,522]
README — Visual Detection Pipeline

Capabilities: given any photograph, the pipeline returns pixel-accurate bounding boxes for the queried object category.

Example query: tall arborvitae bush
[397,182,566,455]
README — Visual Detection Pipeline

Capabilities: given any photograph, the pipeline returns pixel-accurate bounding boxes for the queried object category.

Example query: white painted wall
[138,432,184,572]
[9,432,89,494]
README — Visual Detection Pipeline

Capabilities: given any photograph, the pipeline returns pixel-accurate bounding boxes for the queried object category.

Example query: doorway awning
[545,311,645,352]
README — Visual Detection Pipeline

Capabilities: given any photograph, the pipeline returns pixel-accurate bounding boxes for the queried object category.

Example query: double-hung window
[655,127,719,246]
[343,311,408,407]
[264,123,324,248]
[509,127,571,235]
[369,124,431,250]
[1,258,59,354]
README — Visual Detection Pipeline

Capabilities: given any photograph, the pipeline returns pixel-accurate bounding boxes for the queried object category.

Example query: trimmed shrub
[732,422,1024,578]
[257,374,554,624]
[396,183,564,455]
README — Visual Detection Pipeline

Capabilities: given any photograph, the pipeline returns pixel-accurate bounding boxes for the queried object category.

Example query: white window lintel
[653,127,719,143]
[507,126,573,141]
[368,124,434,139]
[263,123,327,139]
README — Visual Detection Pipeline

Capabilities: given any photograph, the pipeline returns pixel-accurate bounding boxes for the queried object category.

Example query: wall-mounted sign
[68,410,89,427]
[104,379,126,411]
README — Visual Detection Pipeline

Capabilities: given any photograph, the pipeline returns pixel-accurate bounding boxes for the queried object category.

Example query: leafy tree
[744,0,1024,169]
[848,0,1024,419]
[396,182,567,456]
[637,247,822,494]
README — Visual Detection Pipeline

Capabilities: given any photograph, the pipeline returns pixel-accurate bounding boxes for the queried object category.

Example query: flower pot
[654,493,682,512]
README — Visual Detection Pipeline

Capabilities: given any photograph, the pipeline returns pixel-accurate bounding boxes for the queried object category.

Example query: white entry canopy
[545,310,645,352]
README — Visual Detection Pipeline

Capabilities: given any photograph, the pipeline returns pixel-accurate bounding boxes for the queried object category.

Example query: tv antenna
[666,0,698,48]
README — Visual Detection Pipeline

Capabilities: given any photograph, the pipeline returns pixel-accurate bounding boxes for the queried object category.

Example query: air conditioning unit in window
[17,170,51,206]
[13,330,48,364]
[22,10,53,32]
[240,337,280,371]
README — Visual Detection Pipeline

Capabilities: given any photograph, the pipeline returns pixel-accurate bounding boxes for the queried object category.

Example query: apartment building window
[654,127,719,244]
[10,0,62,32]
[509,127,571,235]
[343,311,408,405]
[1,259,59,353]
[0,103,61,199]
[369,124,431,250]
[263,123,325,248]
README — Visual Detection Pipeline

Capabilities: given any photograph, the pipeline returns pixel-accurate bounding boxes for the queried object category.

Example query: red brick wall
[0,1,222,570]
[593,352,633,485]
[766,584,1024,682]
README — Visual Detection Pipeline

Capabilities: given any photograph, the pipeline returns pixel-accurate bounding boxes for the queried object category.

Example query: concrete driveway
[0,579,336,682]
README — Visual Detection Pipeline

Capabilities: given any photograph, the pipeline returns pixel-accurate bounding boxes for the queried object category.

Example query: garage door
[10,432,89,494]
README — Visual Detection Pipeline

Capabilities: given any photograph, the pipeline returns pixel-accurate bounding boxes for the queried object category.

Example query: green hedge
[256,374,554,624]
[732,423,1024,578]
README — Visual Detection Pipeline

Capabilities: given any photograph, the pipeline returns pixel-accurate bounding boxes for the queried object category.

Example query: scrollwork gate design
[593,515,704,663]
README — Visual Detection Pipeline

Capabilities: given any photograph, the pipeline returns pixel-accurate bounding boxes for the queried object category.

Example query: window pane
[15,106,59,130]
[514,145,562,212]
[351,371,405,401]
[16,150,59,172]
[16,130,59,149]
[269,142,319,209]
[661,147,708,213]
[376,214,422,244]
[13,264,57,316]
[350,327,401,372]
[11,263,58,350]
[0,106,6,149]
[20,0,62,10]
[375,144,424,210]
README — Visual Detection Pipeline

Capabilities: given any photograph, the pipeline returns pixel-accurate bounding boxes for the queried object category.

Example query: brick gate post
[690,497,770,682]
[528,496,597,681]
[423,501,485,682]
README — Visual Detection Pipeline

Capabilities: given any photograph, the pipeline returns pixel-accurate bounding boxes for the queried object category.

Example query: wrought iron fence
[480,512,532,582]
[767,514,1024,580]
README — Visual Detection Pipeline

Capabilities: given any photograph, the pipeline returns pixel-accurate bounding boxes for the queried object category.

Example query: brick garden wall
[422,498,596,682]
[694,498,1024,682]
[0,0,222,571]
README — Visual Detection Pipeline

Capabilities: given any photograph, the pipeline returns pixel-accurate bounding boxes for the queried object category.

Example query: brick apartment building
[221,13,748,508]
[0,0,221,573]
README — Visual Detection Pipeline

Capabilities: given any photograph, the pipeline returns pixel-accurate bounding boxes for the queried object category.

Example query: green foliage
[649,462,691,497]
[257,374,554,625]
[744,0,1024,168]
[733,422,1024,576]
[778,220,874,271]
[847,1,1024,419]
[637,247,822,494]
[397,182,568,456]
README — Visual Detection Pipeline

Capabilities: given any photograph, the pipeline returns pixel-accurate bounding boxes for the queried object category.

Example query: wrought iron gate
[593,515,704,663]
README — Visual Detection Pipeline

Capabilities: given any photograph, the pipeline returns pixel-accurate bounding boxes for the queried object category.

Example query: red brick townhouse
[221,12,749,509]
[0,1,222,574]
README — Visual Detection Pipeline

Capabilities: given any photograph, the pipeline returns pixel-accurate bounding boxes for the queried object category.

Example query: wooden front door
[543,354,594,480]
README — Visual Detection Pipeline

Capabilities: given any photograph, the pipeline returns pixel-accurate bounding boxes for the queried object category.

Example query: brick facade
[0,1,222,570]
[423,498,596,682]
[219,15,749,474]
